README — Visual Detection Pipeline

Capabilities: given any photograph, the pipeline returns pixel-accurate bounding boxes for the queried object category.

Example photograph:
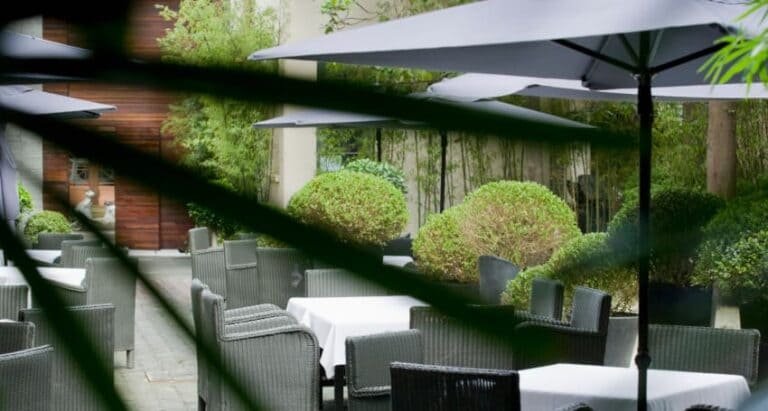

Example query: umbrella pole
[635,71,653,411]
[376,128,383,162]
[439,130,448,212]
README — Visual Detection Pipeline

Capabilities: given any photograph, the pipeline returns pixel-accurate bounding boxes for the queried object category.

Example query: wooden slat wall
[42,0,192,249]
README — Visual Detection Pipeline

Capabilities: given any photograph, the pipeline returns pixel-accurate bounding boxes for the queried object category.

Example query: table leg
[334,365,345,410]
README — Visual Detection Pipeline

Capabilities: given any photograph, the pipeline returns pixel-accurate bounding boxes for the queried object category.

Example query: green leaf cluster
[287,171,408,246]
[157,0,278,201]
[697,229,768,304]
[24,210,72,245]
[413,181,581,283]
[501,233,637,313]
[18,183,33,215]
[344,158,407,193]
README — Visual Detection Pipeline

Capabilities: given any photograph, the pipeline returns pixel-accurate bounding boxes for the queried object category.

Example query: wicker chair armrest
[226,262,258,270]
[224,315,297,334]
[685,406,733,411]
[350,385,391,398]
[515,311,569,326]
[0,321,35,354]
[223,322,313,341]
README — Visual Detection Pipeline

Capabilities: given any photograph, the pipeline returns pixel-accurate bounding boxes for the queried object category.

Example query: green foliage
[344,158,407,193]
[157,0,278,200]
[187,203,241,240]
[701,0,768,87]
[413,181,581,283]
[18,183,32,215]
[287,171,408,246]
[697,229,768,304]
[608,188,723,285]
[694,189,768,293]
[24,211,72,245]
[502,233,636,313]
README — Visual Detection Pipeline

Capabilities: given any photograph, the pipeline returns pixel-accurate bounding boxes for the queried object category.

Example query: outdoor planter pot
[604,313,638,367]
[648,282,712,327]
[739,301,768,382]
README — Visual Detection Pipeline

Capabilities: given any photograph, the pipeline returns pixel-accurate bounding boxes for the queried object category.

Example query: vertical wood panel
[42,0,190,249]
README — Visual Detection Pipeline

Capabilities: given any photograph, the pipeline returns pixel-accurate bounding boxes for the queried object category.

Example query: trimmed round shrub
[502,233,637,313]
[413,181,581,283]
[18,183,32,215]
[288,170,408,246]
[24,211,72,245]
[694,192,768,297]
[607,188,723,285]
[697,230,768,304]
[344,159,407,194]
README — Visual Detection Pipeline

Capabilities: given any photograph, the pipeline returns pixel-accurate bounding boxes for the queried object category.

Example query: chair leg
[126,349,135,369]
[334,365,345,410]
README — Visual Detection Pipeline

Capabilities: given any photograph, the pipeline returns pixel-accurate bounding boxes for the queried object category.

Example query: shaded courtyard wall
[42,0,193,249]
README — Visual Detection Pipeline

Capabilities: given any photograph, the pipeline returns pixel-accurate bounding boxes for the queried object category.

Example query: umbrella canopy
[0,31,89,84]
[255,96,590,211]
[428,73,768,102]
[250,0,758,89]
[251,2,768,408]
[0,86,115,119]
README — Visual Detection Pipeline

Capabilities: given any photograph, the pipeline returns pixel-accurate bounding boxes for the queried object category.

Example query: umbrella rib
[552,39,637,74]
[618,34,640,66]
[650,43,725,74]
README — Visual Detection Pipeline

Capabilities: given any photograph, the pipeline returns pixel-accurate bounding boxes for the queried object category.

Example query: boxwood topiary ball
[287,170,408,247]
[413,181,581,283]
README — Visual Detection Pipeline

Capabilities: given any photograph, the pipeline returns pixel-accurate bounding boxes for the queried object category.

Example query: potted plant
[413,181,581,298]
[22,210,73,247]
[502,232,638,366]
[607,188,723,326]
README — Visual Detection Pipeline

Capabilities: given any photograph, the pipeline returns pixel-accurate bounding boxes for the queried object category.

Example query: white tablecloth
[0,266,86,291]
[286,296,425,378]
[519,364,750,411]
[23,250,62,265]
[382,256,413,267]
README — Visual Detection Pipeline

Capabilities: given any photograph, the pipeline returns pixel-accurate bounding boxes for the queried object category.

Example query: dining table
[519,363,751,411]
[286,295,425,409]
[0,266,87,318]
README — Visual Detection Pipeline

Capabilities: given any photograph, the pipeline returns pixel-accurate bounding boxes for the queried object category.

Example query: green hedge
[502,233,636,313]
[24,211,72,245]
[607,188,723,285]
[413,181,581,283]
[18,183,32,215]
[288,170,408,246]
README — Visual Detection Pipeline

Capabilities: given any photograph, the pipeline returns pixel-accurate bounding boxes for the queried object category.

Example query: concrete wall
[5,17,44,211]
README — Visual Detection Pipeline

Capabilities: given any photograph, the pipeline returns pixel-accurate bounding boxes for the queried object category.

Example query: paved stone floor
[115,258,340,411]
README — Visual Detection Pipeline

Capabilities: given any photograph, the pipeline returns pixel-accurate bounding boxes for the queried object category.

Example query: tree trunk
[706,101,737,199]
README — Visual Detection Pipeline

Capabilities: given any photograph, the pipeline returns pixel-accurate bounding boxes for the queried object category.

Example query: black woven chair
[514,286,611,368]
[649,324,761,386]
[390,362,520,411]
[516,278,564,322]
[35,233,84,250]
[478,255,519,304]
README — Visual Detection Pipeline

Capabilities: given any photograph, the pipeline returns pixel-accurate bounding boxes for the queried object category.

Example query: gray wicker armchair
[478,255,519,304]
[223,239,259,309]
[0,321,35,354]
[192,246,226,298]
[0,345,53,411]
[411,306,517,369]
[649,324,761,386]
[390,362,520,411]
[345,330,423,411]
[305,269,388,298]
[191,279,296,411]
[199,289,319,411]
[58,239,101,267]
[515,278,565,322]
[20,304,115,411]
[189,227,211,251]
[35,233,84,250]
[0,284,29,320]
[514,286,611,369]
